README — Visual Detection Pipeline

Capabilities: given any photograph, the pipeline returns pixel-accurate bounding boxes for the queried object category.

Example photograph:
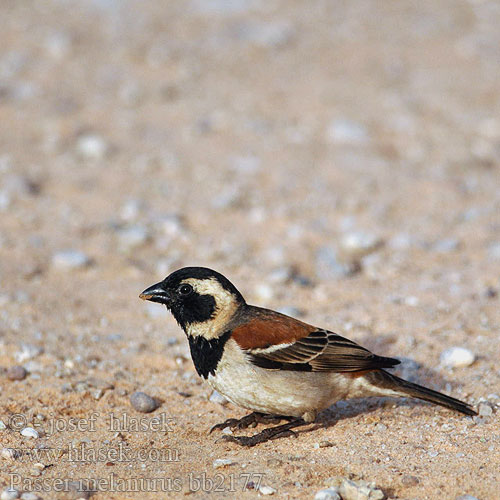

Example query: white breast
[206,339,364,420]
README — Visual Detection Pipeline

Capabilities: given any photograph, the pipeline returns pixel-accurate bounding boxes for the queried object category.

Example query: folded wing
[246,329,400,372]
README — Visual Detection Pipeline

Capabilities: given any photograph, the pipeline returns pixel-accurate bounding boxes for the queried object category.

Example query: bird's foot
[218,419,306,447]
[209,412,288,434]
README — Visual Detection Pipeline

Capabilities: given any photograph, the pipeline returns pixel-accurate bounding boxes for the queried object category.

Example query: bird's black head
[140,267,245,336]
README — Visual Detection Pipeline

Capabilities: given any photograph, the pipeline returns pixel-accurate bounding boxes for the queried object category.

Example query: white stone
[339,479,384,500]
[1,448,19,460]
[20,493,40,500]
[259,485,276,495]
[15,344,43,362]
[314,488,341,500]
[340,232,382,258]
[440,347,475,368]
[209,390,229,405]
[0,191,11,211]
[52,250,90,270]
[478,403,493,417]
[1,489,20,500]
[76,134,108,160]
[120,199,141,221]
[326,119,369,145]
[212,458,234,468]
[254,284,274,301]
[20,427,39,439]
[117,225,149,250]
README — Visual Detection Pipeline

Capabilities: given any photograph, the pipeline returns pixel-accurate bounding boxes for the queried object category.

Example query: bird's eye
[178,284,193,297]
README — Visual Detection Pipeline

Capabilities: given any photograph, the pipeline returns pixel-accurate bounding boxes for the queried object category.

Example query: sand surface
[0,1,499,499]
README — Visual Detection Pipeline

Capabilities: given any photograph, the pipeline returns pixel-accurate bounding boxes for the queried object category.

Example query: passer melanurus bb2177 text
[140,267,476,446]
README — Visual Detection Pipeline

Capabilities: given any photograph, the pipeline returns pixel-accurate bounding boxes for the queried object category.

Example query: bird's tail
[366,369,477,416]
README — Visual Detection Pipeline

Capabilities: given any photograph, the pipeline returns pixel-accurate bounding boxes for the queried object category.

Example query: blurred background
[1,1,499,498]
[2,0,499,332]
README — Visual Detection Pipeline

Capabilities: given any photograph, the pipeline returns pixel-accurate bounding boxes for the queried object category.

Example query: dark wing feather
[247,329,400,372]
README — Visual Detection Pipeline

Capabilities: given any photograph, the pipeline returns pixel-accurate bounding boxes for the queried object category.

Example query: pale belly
[206,340,384,420]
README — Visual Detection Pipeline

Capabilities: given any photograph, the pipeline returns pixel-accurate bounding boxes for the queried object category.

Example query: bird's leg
[209,412,290,434]
[219,418,306,447]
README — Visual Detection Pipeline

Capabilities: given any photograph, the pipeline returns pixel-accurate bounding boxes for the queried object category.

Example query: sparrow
[140,266,476,446]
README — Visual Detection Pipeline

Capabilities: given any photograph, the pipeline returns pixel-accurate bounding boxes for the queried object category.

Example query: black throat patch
[188,330,232,379]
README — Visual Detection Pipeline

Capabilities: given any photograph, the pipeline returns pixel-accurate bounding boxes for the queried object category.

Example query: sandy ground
[1,1,499,499]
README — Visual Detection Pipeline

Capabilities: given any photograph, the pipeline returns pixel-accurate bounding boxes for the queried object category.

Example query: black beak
[139,282,172,305]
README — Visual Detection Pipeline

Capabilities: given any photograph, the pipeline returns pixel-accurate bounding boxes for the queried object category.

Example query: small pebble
[315,247,358,279]
[488,242,500,260]
[212,458,234,468]
[433,238,460,252]
[1,489,20,500]
[21,427,39,439]
[6,366,27,381]
[0,420,6,430]
[66,481,92,500]
[130,391,158,413]
[326,119,369,145]
[254,284,274,301]
[314,488,341,500]
[1,447,19,460]
[15,344,43,362]
[440,347,475,368]
[339,479,384,500]
[258,485,276,496]
[0,191,11,211]
[76,133,108,160]
[267,458,282,466]
[120,199,143,222]
[319,440,334,448]
[374,423,387,432]
[86,377,113,391]
[20,493,40,500]
[52,250,90,270]
[209,390,229,405]
[340,232,382,260]
[456,496,480,500]
[478,402,493,417]
[401,475,420,487]
[117,225,149,250]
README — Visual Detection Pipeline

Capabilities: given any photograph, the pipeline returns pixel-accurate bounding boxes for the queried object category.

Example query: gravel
[6,365,27,381]
[76,133,108,160]
[314,488,341,500]
[116,225,149,251]
[326,119,369,145]
[0,489,20,500]
[338,479,384,500]
[478,402,493,417]
[51,250,91,270]
[20,427,39,439]
[20,493,40,500]
[440,347,476,368]
[129,391,158,413]
[258,485,276,495]
[212,458,235,468]
[209,390,229,405]
[15,344,43,363]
